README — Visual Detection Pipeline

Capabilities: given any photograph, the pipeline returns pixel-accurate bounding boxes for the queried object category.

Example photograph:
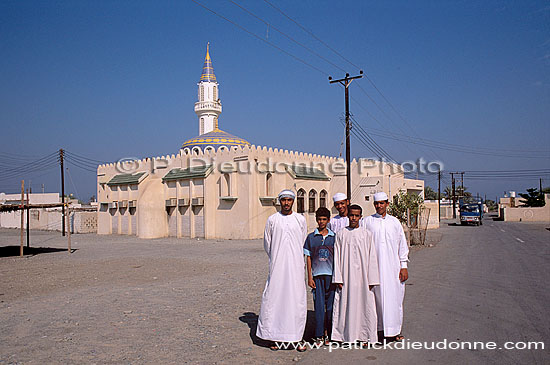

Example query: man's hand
[337,283,343,290]
[308,277,316,289]
[399,268,409,282]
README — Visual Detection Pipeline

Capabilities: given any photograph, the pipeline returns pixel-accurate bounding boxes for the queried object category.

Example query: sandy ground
[0,228,439,364]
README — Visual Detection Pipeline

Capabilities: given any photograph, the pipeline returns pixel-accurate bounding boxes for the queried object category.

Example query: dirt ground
[0,228,437,364]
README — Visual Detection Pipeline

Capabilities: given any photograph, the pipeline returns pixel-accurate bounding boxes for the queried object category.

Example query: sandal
[269,342,279,351]
[296,342,307,352]
[324,336,331,346]
[313,337,324,347]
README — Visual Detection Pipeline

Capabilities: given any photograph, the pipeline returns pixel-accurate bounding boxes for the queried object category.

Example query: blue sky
[1,0,548,201]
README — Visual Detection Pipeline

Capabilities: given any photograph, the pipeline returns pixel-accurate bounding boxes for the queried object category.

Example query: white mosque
[96,45,424,239]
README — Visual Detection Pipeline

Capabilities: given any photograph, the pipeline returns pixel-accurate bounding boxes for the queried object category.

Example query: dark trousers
[312,275,335,338]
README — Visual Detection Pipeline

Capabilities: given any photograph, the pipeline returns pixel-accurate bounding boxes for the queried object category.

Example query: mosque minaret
[181,44,250,153]
[194,43,221,135]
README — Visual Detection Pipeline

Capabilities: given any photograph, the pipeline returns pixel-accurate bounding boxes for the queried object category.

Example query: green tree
[519,188,545,207]
[485,199,497,211]
[389,191,424,225]
[424,186,438,200]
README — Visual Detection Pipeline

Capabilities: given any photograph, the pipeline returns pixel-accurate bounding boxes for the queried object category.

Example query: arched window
[297,189,305,213]
[200,85,204,101]
[266,173,272,196]
[320,190,327,208]
[308,189,317,213]
[223,173,231,196]
[192,147,201,155]
[218,146,228,152]
[182,148,190,155]
[213,85,218,100]
[205,146,214,153]
[200,118,204,135]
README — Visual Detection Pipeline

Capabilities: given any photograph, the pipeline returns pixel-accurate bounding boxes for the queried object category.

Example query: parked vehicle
[459,199,483,226]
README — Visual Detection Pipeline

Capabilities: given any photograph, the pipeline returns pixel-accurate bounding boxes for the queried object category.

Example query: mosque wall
[96,145,424,240]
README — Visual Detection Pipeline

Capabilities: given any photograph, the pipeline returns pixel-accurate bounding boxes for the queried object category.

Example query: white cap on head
[278,189,296,200]
[373,192,389,202]
[332,192,347,203]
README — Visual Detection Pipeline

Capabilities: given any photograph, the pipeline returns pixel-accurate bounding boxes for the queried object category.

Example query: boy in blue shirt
[304,207,336,345]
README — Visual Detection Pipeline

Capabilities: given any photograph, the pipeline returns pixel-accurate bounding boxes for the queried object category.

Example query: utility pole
[26,188,30,248]
[540,178,543,195]
[438,169,441,222]
[451,173,456,219]
[460,172,464,199]
[329,71,363,201]
[20,180,24,257]
[59,149,65,236]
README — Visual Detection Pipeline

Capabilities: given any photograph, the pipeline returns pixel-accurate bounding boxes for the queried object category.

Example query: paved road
[0,218,548,364]
[301,217,550,364]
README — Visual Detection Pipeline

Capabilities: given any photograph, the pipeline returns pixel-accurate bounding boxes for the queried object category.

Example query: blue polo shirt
[303,228,335,277]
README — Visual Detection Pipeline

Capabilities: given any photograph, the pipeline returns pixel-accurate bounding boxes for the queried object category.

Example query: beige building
[96,147,423,239]
[96,46,424,239]
[499,193,550,222]
[0,192,97,233]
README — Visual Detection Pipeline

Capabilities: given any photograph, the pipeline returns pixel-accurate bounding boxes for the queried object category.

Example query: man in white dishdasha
[361,192,409,342]
[256,189,308,352]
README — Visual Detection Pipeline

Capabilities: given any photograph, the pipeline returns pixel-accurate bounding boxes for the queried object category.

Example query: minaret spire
[199,42,217,83]
[195,43,222,135]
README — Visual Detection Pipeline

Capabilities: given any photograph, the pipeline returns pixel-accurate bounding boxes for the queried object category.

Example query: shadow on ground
[0,246,75,257]
[239,310,317,348]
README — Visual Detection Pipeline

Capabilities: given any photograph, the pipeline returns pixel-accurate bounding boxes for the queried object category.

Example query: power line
[261,0,445,162]
[263,0,360,70]
[64,153,101,168]
[354,128,550,158]
[242,0,422,162]
[463,168,550,173]
[228,0,346,73]
[64,150,107,164]
[0,153,58,181]
[350,115,398,163]
[64,156,98,173]
[349,95,420,160]
[191,0,329,75]
[344,118,397,164]
[65,167,80,200]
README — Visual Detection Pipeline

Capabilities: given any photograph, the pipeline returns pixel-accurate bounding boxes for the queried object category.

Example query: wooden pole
[60,149,66,236]
[438,169,441,222]
[26,188,30,248]
[66,205,71,254]
[20,180,24,257]
[406,207,411,245]
[328,71,363,201]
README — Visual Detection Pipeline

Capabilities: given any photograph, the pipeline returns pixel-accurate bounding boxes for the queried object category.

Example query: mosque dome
[181,127,250,153]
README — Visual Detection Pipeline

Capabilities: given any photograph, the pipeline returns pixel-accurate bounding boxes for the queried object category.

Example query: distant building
[96,46,424,239]
[0,192,97,233]
[499,193,550,222]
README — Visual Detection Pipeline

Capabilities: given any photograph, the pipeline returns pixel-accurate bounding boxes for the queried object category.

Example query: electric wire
[228,0,347,73]
[191,0,329,76]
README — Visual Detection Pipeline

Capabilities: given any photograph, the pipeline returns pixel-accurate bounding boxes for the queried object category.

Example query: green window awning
[107,172,147,186]
[162,165,213,182]
[287,165,330,181]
